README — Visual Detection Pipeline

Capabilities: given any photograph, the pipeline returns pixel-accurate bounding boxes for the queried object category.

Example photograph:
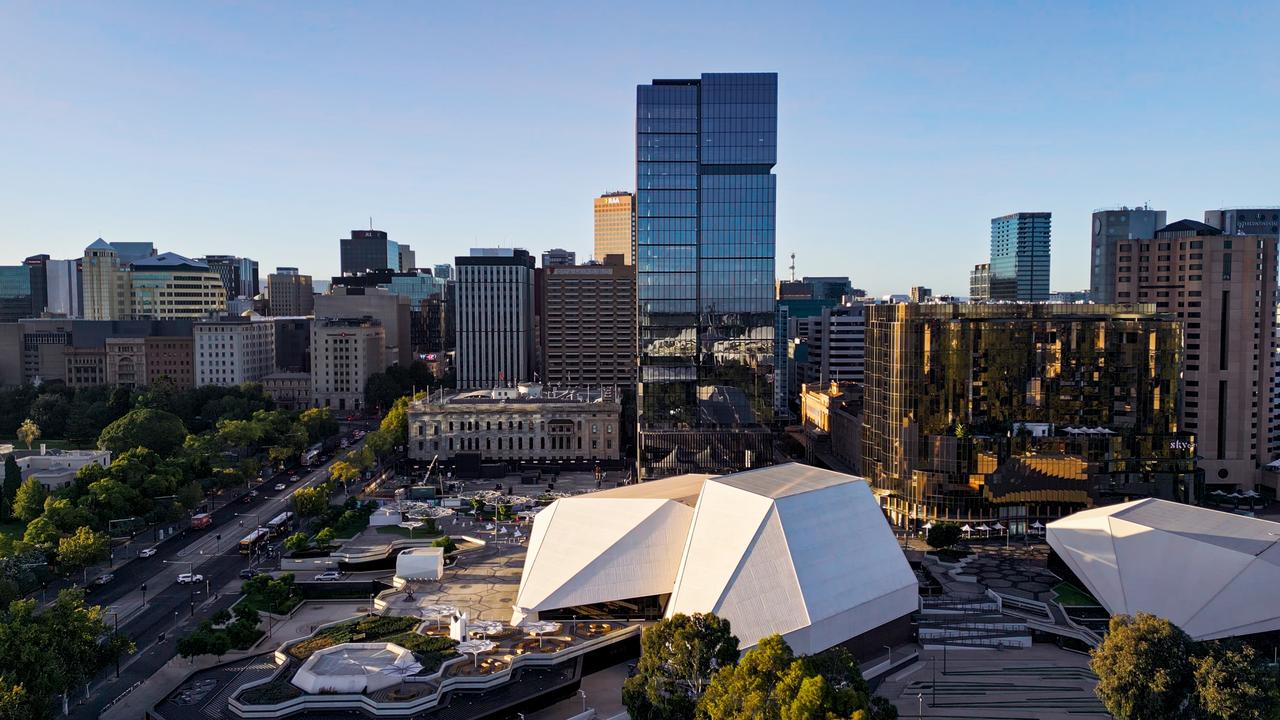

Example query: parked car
[139,547,157,558]
[313,571,342,581]
[91,573,114,586]
[176,573,204,584]
[239,569,258,579]
[274,483,287,491]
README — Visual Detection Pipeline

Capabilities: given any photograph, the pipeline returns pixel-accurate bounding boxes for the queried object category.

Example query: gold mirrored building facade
[861,303,1196,529]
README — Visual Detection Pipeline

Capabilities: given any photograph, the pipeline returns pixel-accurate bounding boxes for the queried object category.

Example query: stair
[916,597,1031,649]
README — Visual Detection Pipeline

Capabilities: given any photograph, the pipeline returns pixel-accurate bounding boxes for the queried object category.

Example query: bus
[266,512,294,538]
[302,444,324,467]
[238,528,270,556]
[190,513,213,530]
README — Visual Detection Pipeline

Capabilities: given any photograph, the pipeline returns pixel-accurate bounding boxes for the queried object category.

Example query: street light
[577,689,588,713]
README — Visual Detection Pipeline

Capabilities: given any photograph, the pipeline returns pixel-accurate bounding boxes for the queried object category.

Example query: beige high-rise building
[310,318,385,412]
[267,267,315,316]
[1111,219,1277,491]
[593,191,634,265]
[82,239,129,321]
[129,253,226,320]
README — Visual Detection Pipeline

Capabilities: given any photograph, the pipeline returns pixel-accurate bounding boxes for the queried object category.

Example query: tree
[329,459,362,485]
[291,485,331,518]
[2,455,20,521]
[12,477,46,524]
[283,532,311,553]
[57,526,110,575]
[176,481,205,513]
[21,516,59,548]
[622,613,740,720]
[1091,613,1196,720]
[16,419,40,450]
[313,527,336,546]
[299,407,339,444]
[28,394,70,439]
[1191,642,1277,720]
[432,536,457,553]
[364,372,404,413]
[926,522,962,551]
[97,408,189,457]
[697,637,897,720]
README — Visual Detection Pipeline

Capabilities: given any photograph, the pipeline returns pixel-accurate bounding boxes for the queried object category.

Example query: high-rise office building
[398,244,416,273]
[908,286,932,303]
[1090,206,1166,303]
[454,248,535,388]
[22,255,49,318]
[108,242,156,265]
[1111,218,1277,489]
[861,303,1194,528]
[969,263,990,301]
[540,255,636,386]
[266,267,315,317]
[636,72,778,478]
[540,248,576,268]
[989,212,1051,301]
[45,259,82,318]
[129,253,227,320]
[194,317,276,387]
[433,264,453,281]
[791,301,867,386]
[82,239,129,321]
[339,230,399,275]
[314,286,411,369]
[594,191,635,264]
[803,276,853,302]
[0,267,33,322]
[1204,208,1280,237]
[310,318,385,412]
[201,255,260,299]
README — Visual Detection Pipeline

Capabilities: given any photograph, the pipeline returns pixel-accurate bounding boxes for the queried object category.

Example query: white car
[139,548,157,558]
[313,571,342,581]
[274,483,287,491]
[176,573,204,584]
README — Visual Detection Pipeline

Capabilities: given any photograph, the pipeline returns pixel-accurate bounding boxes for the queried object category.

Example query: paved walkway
[102,600,366,720]
[878,646,1109,719]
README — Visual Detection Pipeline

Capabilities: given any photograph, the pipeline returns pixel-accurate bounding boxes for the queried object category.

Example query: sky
[1,2,1277,297]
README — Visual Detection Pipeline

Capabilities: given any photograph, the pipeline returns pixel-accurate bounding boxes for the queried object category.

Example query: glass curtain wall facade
[861,303,1196,529]
[989,212,1051,301]
[636,72,777,478]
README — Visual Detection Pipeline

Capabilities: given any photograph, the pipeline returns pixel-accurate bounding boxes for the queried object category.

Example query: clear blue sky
[1,2,1276,296]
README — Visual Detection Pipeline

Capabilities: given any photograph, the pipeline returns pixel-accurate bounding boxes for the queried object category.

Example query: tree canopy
[622,613,741,720]
[925,522,962,551]
[97,408,189,457]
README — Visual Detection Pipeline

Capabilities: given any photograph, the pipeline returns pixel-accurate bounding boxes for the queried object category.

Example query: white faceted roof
[1047,499,1280,640]
[513,482,696,621]
[666,465,918,655]
[292,642,423,694]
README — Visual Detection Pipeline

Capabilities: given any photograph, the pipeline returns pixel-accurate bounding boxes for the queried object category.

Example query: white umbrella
[961,524,973,533]
[521,620,561,648]
[992,522,1005,532]
[457,639,496,668]
[1211,490,1227,496]
[422,603,458,628]
[513,528,524,538]
[976,524,991,533]
[469,620,504,638]
[485,523,495,531]
[1031,521,1044,529]
[1229,492,1243,499]
[398,520,424,538]
[922,522,934,530]
[1244,490,1260,498]
[498,526,508,535]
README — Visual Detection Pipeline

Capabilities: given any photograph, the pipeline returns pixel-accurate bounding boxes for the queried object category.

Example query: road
[67,437,363,720]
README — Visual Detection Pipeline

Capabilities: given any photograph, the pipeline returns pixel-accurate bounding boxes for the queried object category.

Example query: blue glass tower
[636,72,777,478]
[989,212,1051,301]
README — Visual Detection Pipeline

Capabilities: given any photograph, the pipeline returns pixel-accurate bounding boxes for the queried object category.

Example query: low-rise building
[17,448,112,491]
[262,372,310,411]
[145,336,194,388]
[105,337,147,387]
[408,384,621,465]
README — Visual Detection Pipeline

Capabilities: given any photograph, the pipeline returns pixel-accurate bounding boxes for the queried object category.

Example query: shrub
[926,522,963,550]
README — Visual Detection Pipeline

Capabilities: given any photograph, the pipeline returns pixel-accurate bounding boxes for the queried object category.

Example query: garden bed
[238,676,303,705]
[286,615,422,660]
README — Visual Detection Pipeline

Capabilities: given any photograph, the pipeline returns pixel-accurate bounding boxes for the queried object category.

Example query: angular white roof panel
[1047,499,1280,640]
[512,463,918,654]
[667,464,918,655]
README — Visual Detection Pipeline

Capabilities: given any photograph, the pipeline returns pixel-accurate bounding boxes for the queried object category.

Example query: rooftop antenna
[369,216,373,230]
[789,252,796,282]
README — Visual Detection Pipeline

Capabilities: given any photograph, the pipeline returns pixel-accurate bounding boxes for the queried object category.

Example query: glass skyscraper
[989,212,1051,301]
[636,72,777,478]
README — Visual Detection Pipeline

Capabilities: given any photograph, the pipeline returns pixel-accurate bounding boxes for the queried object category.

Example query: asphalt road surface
[67,436,364,720]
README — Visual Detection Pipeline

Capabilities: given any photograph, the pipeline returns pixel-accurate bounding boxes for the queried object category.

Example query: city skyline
[2,3,1277,295]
